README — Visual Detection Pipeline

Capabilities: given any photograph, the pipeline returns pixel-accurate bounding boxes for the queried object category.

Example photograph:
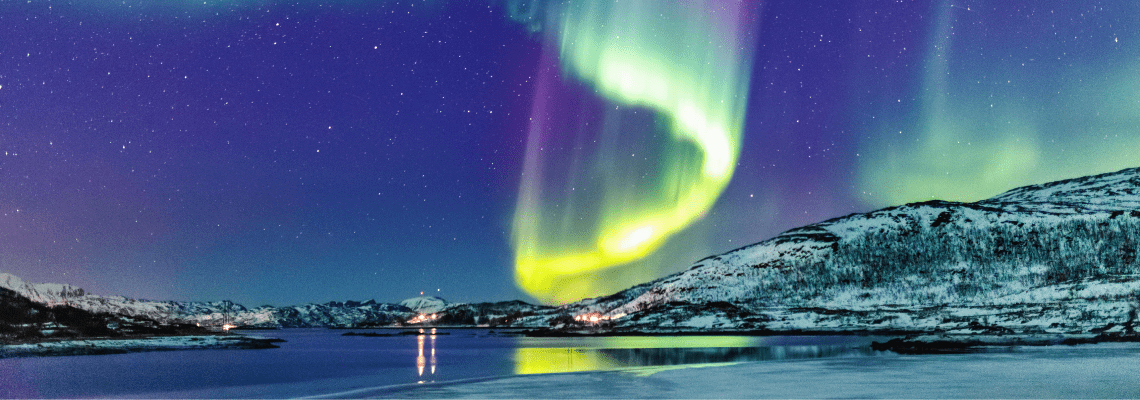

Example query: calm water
[0,329,1136,398]
[0,329,877,398]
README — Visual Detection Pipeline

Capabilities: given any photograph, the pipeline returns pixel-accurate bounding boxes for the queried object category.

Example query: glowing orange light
[222,324,236,331]
[406,313,442,324]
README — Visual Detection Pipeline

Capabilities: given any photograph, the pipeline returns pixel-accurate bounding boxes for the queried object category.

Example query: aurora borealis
[2,0,1138,306]
[511,0,758,302]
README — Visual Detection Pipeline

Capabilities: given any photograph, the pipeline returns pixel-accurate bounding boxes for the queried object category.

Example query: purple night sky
[2,0,1137,306]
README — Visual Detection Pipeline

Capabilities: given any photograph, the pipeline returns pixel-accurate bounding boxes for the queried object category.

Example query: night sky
[2,0,1137,306]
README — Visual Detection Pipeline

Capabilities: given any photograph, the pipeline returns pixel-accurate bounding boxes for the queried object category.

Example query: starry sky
[2,0,1137,306]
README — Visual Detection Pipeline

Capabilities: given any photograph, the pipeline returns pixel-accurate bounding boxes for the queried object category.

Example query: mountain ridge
[0,273,550,329]
[4,167,1140,337]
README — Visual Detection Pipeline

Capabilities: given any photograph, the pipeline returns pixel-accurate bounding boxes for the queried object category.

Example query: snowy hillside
[562,167,1140,335]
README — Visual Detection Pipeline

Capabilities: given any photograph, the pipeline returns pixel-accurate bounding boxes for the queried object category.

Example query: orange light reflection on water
[415,330,438,381]
[416,335,425,377]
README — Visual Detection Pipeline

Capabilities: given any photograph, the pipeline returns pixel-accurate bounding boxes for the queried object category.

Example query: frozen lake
[1,329,1137,398]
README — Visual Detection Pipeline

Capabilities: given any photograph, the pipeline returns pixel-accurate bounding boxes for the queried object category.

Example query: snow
[0,273,86,306]
[313,343,1140,399]
[679,315,722,329]
[400,296,450,314]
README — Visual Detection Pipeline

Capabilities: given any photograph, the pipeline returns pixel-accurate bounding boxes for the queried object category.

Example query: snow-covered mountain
[0,273,87,306]
[399,296,449,314]
[0,273,420,328]
[272,300,415,328]
[562,167,1140,335]
[0,273,267,328]
[434,300,556,326]
[0,285,212,343]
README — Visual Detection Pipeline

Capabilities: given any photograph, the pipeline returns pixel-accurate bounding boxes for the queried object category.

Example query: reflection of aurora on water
[512,336,877,375]
[511,0,760,304]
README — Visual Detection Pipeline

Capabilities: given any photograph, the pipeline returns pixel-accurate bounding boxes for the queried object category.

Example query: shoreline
[869,332,1140,354]
[517,327,922,337]
[6,326,1139,359]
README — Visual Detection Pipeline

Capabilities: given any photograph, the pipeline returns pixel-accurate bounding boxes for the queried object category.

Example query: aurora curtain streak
[512,0,759,304]
[857,0,1140,206]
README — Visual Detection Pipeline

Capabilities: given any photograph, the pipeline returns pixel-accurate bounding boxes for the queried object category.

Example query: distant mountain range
[4,167,1140,339]
[0,284,280,355]
[0,272,552,330]
[0,285,193,341]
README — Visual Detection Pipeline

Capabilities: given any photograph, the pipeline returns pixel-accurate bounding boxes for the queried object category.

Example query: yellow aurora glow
[512,0,759,304]
[513,336,759,374]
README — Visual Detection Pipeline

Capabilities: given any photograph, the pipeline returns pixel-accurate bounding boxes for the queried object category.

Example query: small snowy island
[0,335,281,358]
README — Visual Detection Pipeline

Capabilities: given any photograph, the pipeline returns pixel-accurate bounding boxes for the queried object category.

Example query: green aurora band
[512,0,759,304]
[859,0,1140,206]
